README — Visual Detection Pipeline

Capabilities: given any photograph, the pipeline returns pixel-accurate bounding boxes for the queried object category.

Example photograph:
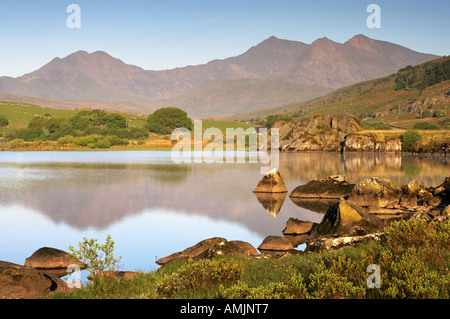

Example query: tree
[147,107,193,135]
[402,129,422,152]
[105,113,127,129]
[0,115,8,127]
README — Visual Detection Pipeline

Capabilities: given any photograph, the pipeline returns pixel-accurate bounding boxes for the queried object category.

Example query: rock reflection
[254,192,287,218]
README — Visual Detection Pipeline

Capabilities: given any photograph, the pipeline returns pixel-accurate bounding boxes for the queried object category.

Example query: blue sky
[0,0,449,77]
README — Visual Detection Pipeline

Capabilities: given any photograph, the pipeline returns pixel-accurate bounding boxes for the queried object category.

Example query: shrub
[8,139,26,149]
[0,115,9,127]
[94,138,111,149]
[413,121,440,130]
[68,234,122,278]
[402,129,422,152]
[107,135,129,146]
[74,136,95,146]
[57,135,75,145]
[156,258,243,298]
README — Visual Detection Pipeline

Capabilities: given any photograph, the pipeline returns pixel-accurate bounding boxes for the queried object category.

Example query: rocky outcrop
[253,168,288,193]
[343,134,402,152]
[198,241,259,259]
[156,237,259,266]
[289,175,355,199]
[273,115,361,152]
[310,198,386,239]
[349,177,400,208]
[0,261,71,299]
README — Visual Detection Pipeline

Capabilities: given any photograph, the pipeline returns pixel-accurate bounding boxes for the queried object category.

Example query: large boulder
[349,177,399,208]
[289,175,355,199]
[253,168,288,193]
[0,261,71,299]
[257,236,294,253]
[282,218,315,235]
[156,237,227,266]
[156,238,259,266]
[25,247,84,277]
[310,198,386,239]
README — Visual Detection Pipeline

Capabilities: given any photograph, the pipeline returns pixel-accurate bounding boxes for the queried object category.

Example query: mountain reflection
[0,152,448,237]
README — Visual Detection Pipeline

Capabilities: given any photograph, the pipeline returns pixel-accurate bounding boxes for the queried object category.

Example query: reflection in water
[289,198,340,214]
[0,151,448,271]
[254,192,287,218]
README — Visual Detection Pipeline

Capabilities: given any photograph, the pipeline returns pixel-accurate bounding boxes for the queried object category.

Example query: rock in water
[311,198,386,238]
[349,177,399,208]
[257,236,293,252]
[253,168,288,193]
[289,175,355,199]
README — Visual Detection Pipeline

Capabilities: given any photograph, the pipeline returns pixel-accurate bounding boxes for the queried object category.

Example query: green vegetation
[50,218,450,299]
[147,107,193,135]
[413,121,440,130]
[68,235,122,277]
[0,115,8,127]
[264,114,294,128]
[395,59,450,91]
[402,129,423,152]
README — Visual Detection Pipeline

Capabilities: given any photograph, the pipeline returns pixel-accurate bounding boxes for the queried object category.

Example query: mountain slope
[0,35,440,117]
[223,56,450,130]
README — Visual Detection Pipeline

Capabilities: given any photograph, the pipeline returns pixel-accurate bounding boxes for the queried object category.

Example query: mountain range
[0,34,440,117]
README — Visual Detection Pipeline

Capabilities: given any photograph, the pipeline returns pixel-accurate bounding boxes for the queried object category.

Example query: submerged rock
[253,168,288,193]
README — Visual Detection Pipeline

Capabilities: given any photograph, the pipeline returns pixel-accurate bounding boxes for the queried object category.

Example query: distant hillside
[224,56,450,130]
[0,34,439,117]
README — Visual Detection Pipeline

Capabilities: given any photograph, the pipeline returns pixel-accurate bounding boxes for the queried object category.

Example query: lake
[0,151,449,277]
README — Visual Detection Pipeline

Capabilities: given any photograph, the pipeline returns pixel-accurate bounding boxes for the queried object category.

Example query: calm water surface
[0,151,448,275]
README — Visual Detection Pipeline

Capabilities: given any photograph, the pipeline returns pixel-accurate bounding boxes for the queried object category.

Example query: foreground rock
[310,198,386,239]
[0,261,71,299]
[156,237,259,266]
[257,236,294,255]
[283,218,316,235]
[253,168,288,193]
[306,232,385,252]
[24,247,84,277]
[290,175,355,199]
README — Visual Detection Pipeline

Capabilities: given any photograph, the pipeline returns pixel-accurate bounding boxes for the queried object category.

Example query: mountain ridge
[0,35,440,117]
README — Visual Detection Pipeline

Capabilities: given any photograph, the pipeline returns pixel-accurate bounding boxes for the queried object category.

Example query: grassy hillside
[221,56,450,130]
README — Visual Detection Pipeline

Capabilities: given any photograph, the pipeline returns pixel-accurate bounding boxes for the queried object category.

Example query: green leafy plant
[68,234,122,277]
